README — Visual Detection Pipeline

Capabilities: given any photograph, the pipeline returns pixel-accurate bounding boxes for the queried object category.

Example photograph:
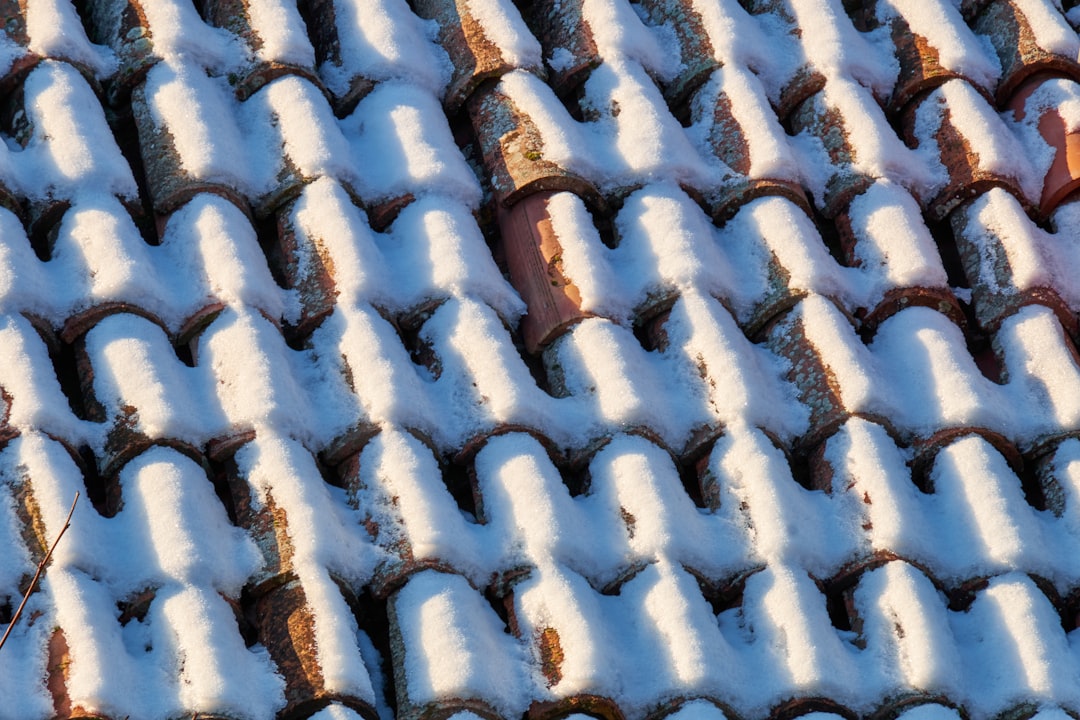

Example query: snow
[820,77,939,194]
[493,67,720,193]
[382,194,525,323]
[1011,0,1080,59]
[18,61,138,202]
[461,0,543,69]
[309,704,370,720]
[0,314,86,440]
[708,424,855,573]
[354,426,487,577]
[612,184,728,308]
[580,0,675,78]
[681,0,774,70]
[133,0,239,69]
[0,193,284,337]
[543,191,619,315]
[851,555,962,694]
[0,33,26,82]
[240,74,359,198]
[342,81,482,206]
[783,0,897,97]
[394,570,527,715]
[844,179,950,299]
[912,80,1043,202]
[200,308,316,439]
[0,434,283,720]
[874,0,1001,91]
[953,574,1080,715]
[24,0,117,77]
[234,434,380,698]
[243,0,316,67]
[872,307,1006,435]
[142,62,478,210]
[6,0,1080,716]
[143,60,250,191]
[687,66,800,181]
[317,0,450,96]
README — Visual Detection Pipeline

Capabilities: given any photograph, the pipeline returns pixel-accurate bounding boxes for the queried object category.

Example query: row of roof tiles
[5,0,1080,215]
[11,420,1080,719]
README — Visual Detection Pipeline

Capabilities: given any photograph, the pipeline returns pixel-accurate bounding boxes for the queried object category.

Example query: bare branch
[0,492,79,654]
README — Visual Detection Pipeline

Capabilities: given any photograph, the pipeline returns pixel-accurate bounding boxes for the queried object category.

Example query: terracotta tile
[958,0,992,21]
[466,82,602,209]
[202,0,324,100]
[320,423,382,471]
[222,462,298,595]
[868,700,965,720]
[949,191,1077,338]
[831,187,962,332]
[688,71,810,222]
[883,12,992,115]
[1029,437,1080,518]
[972,0,1080,104]
[175,302,228,351]
[46,628,119,720]
[413,0,543,112]
[643,698,739,720]
[0,5,104,99]
[99,413,204,497]
[769,697,858,720]
[338,452,462,599]
[451,423,563,468]
[900,83,1029,221]
[11,0,1080,710]
[496,191,594,353]
[269,198,340,340]
[81,0,159,105]
[387,571,518,720]
[522,0,599,97]
[739,0,827,119]
[1008,76,1080,216]
[8,475,49,594]
[745,249,809,339]
[366,192,415,233]
[131,81,254,216]
[296,0,375,116]
[561,425,678,489]
[527,695,626,720]
[256,577,379,720]
[0,77,139,231]
[0,0,38,98]
[861,286,967,337]
[909,426,1023,493]
[0,0,29,49]
[59,302,170,346]
[788,90,876,219]
[206,427,259,464]
[836,564,964,706]
[635,0,720,109]
[763,300,887,454]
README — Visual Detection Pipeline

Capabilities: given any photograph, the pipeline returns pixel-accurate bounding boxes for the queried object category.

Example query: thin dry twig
[0,492,79,654]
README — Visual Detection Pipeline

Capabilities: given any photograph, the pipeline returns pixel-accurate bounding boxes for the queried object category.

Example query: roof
[2,0,1080,718]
